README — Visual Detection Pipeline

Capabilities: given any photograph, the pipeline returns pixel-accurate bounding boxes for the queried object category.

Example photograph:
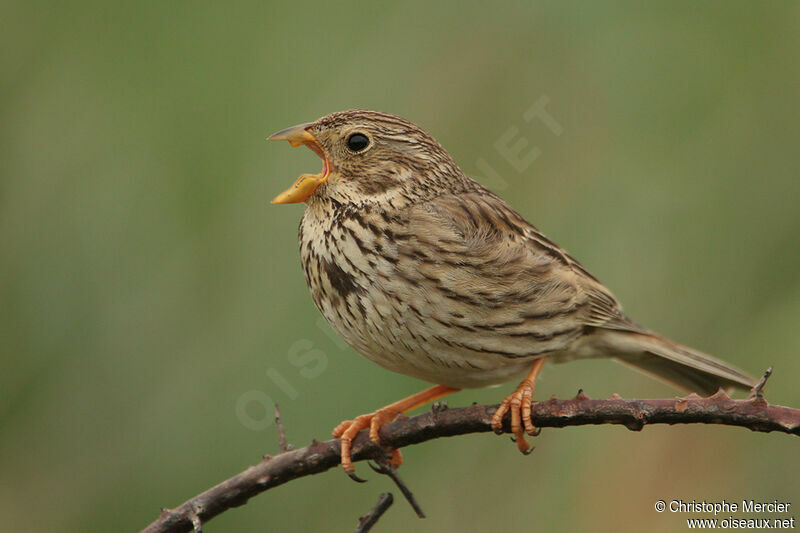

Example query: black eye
[346,133,370,152]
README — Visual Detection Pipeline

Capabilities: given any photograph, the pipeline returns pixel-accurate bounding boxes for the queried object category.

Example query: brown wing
[422,190,644,322]
[380,189,640,359]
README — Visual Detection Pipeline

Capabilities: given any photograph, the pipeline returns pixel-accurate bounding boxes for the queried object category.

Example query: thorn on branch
[748,366,774,399]
[431,400,449,413]
[354,492,394,533]
[369,458,425,519]
[188,505,202,533]
[274,403,292,453]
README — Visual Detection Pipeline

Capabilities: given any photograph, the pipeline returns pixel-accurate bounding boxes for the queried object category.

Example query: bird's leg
[491,357,547,454]
[333,384,459,480]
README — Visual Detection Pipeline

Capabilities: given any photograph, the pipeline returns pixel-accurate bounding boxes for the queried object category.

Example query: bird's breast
[295,203,584,388]
[298,206,382,352]
[298,205,451,378]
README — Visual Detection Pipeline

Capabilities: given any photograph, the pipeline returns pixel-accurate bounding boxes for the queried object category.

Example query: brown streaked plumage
[269,109,755,477]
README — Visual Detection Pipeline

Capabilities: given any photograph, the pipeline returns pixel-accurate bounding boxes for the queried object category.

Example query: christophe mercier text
[670,500,792,514]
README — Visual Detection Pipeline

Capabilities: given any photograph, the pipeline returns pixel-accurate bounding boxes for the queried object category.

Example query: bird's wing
[381,190,642,359]
[430,190,646,328]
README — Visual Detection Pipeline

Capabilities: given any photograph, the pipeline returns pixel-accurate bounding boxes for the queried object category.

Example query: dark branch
[141,391,800,533]
[369,459,425,518]
[354,493,394,533]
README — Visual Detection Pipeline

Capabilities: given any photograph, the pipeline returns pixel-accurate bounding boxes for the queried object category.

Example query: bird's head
[268,110,464,207]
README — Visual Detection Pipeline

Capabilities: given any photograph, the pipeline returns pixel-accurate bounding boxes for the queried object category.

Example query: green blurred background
[2,2,799,532]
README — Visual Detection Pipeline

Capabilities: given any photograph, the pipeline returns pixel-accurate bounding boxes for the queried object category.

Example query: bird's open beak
[268,123,330,204]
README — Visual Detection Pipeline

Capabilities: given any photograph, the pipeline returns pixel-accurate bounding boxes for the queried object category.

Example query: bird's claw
[346,469,368,483]
[491,359,548,455]
[521,444,535,455]
[333,410,403,480]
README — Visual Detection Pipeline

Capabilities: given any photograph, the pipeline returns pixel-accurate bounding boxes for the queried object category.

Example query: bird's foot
[332,385,458,481]
[490,357,547,454]
[491,379,540,454]
[332,409,402,482]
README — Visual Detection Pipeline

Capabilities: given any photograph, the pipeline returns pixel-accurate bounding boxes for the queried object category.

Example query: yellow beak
[268,123,330,204]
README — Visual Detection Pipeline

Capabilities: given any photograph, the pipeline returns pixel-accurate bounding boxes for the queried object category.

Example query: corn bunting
[269,110,754,479]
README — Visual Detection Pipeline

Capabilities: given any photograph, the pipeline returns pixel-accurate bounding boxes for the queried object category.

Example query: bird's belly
[313,283,546,388]
[358,342,534,389]
[325,313,532,388]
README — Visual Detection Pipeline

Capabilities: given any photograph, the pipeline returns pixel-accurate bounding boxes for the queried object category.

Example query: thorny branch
[142,382,799,533]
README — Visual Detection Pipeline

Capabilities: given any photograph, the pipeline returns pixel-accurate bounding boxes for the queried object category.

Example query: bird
[268,109,755,479]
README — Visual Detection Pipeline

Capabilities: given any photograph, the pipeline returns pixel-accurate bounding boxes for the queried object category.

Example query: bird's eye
[346,133,370,152]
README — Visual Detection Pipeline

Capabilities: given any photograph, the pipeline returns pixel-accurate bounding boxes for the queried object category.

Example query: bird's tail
[588,329,755,396]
